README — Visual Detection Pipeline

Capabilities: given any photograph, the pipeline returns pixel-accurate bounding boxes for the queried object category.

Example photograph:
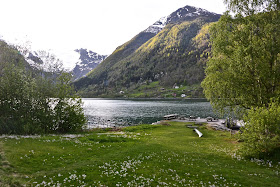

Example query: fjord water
[83,98,215,128]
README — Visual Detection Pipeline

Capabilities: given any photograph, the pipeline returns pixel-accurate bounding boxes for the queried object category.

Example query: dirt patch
[230,140,239,144]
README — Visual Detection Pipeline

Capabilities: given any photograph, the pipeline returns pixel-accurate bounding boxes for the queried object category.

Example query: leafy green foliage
[51,73,87,133]
[202,11,280,113]
[240,102,280,158]
[0,63,38,134]
[203,1,280,157]
[0,42,86,135]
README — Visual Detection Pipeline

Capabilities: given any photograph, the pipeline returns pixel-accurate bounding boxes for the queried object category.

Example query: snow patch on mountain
[24,50,64,72]
[72,49,107,80]
[144,16,168,34]
[170,6,219,21]
[144,5,219,34]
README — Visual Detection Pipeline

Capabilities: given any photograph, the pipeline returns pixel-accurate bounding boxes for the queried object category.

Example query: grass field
[0,122,279,186]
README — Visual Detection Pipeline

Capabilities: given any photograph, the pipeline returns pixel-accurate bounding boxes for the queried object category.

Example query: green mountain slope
[0,40,30,70]
[74,32,156,89]
[74,6,220,98]
[0,40,64,81]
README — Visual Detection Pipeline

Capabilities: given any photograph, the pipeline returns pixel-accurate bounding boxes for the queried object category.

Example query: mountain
[74,5,221,98]
[72,49,107,80]
[0,37,105,80]
[0,39,67,84]
[24,50,63,72]
[144,6,219,34]
[0,38,56,72]
[23,48,106,77]
[0,40,31,70]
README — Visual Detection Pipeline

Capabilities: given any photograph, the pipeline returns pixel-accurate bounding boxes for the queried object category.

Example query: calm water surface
[82,98,216,128]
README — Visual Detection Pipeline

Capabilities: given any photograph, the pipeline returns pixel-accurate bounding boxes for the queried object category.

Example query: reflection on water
[82,98,215,128]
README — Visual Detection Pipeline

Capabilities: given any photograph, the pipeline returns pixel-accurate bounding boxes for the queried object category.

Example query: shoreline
[82,97,208,101]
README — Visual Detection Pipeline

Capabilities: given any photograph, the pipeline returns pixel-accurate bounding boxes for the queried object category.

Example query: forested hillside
[74,6,220,98]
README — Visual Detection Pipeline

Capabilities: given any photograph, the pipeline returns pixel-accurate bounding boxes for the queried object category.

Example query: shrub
[240,102,280,158]
[0,63,86,135]
[52,98,87,133]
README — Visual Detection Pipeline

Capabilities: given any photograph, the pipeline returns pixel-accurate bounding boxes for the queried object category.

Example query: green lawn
[0,122,279,186]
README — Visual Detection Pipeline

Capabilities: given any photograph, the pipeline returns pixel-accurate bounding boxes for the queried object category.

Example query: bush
[0,63,86,135]
[51,73,87,133]
[52,98,87,133]
[0,64,39,134]
[240,102,280,158]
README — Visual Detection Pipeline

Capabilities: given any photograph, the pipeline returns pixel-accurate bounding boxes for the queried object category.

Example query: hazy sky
[0,0,227,69]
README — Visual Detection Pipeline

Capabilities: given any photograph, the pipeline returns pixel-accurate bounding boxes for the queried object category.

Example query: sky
[0,0,227,69]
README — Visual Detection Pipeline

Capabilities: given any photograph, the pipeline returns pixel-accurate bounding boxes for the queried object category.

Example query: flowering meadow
[0,122,279,186]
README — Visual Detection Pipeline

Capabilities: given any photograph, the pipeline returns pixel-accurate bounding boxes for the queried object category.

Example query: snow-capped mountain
[144,5,220,34]
[72,49,107,80]
[0,37,64,72]
[12,44,106,79]
[24,50,64,72]
[144,16,168,34]
[74,5,221,97]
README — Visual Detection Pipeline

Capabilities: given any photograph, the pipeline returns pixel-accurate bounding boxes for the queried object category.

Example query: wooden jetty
[163,114,179,120]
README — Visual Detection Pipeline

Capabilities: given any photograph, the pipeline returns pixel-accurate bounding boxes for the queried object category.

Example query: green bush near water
[202,1,280,158]
[0,42,86,135]
[0,64,86,135]
[240,102,280,158]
